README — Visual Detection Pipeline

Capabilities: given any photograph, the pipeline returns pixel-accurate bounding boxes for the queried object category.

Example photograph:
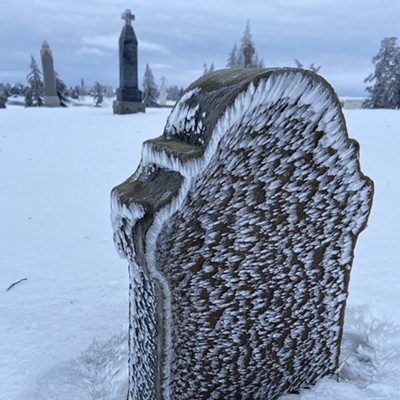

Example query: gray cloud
[75,47,112,57]
[1,0,399,96]
[81,35,119,51]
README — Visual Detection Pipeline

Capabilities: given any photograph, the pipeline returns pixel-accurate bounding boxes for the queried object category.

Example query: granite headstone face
[40,41,60,107]
[111,68,374,399]
[113,9,145,114]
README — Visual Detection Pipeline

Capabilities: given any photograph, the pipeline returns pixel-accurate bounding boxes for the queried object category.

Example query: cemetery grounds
[0,103,399,399]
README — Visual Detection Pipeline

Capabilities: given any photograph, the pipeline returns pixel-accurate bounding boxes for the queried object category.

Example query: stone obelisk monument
[113,9,145,114]
[40,41,60,107]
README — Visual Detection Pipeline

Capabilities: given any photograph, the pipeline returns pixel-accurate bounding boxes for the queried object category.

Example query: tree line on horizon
[202,22,400,110]
[0,55,184,109]
[128,33,400,110]
[0,55,111,108]
[1,26,399,110]
[203,21,321,76]
[141,63,185,107]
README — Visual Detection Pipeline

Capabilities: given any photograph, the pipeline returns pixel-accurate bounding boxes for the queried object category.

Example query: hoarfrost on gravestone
[111,68,374,400]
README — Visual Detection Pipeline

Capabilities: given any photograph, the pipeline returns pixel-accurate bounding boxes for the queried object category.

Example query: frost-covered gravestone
[111,68,373,399]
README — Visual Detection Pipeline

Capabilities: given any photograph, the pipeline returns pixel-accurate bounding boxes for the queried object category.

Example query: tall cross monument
[113,9,145,114]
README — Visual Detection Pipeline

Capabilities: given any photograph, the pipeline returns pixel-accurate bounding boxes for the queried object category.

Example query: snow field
[0,105,399,399]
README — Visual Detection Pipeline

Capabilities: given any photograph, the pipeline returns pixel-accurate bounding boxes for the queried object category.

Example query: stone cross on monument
[122,9,134,25]
[113,9,145,114]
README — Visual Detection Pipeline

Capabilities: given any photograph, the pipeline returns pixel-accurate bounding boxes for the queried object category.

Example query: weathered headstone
[159,76,167,106]
[113,9,145,114]
[111,68,373,399]
[40,41,60,107]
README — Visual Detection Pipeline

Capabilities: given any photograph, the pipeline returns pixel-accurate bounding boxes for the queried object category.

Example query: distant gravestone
[159,76,167,106]
[113,9,145,114]
[40,41,60,107]
[111,68,374,399]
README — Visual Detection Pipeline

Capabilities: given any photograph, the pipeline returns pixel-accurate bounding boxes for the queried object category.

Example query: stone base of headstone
[113,100,145,114]
[44,95,60,107]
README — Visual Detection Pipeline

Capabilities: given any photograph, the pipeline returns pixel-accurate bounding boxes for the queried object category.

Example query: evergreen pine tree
[55,73,70,107]
[0,83,9,108]
[203,63,209,75]
[69,85,80,99]
[25,55,44,107]
[93,82,104,106]
[227,21,263,69]
[167,85,180,101]
[203,62,215,76]
[80,78,88,96]
[142,63,158,107]
[364,37,400,109]
[294,59,321,73]
[10,83,25,96]
[239,22,255,68]
[309,63,321,74]
[227,43,238,68]
[103,85,115,98]
[294,59,303,68]
[253,54,265,68]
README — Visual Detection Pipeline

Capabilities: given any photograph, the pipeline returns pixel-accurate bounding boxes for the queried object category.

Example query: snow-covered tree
[69,85,80,99]
[25,55,44,107]
[0,83,9,108]
[239,21,264,68]
[80,78,88,96]
[142,63,158,107]
[239,22,255,68]
[253,54,264,69]
[56,73,70,107]
[364,37,400,109]
[294,59,321,74]
[227,21,264,69]
[203,62,215,75]
[203,63,208,75]
[227,43,239,68]
[167,85,181,101]
[103,85,114,98]
[93,82,104,107]
[10,83,25,96]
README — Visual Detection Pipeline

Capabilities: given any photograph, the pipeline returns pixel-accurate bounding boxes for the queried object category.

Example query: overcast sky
[1,0,399,96]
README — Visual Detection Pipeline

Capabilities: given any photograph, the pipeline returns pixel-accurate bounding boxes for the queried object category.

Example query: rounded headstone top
[159,68,343,153]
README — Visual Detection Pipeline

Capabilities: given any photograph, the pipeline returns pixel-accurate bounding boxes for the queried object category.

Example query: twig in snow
[6,278,28,291]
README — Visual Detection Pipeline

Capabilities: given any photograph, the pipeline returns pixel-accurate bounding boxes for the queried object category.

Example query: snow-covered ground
[0,104,399,399]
